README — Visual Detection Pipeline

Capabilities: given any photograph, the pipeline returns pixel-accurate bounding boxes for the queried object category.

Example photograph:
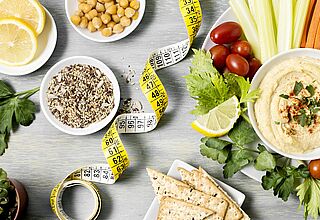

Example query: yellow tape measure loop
[51,1,202,219]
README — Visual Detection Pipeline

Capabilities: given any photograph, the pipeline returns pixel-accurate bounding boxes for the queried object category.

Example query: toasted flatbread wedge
[157,197,214,220]
[178,167,243,220]
[146,168,228,220]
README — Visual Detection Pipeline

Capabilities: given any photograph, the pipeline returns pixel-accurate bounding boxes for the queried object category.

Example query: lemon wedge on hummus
[0,0,46,35]
[192,96,240,137]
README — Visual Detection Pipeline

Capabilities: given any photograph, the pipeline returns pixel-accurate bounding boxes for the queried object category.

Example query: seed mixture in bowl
[46,64,115,128]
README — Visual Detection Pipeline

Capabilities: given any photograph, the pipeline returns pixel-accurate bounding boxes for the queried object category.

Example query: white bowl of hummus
[248,48,320,160]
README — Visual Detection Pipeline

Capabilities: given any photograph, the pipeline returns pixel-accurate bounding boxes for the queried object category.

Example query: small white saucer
[65,0,146,42]
[0,7,58,76]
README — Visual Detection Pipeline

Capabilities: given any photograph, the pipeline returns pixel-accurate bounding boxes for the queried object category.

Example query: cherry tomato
[230,40,252,58]
[209,45,230,71]
[247,58,262,80]
[309,159,320,179]
[210,22,242,44]
[226,54,249,76]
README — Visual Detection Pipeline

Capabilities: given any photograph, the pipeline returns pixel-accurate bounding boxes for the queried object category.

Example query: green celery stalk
[254,0,278,63]
[229,0,261,60]
[277,0,294,52]
[292,0,310,48]
[247,0,257,19]
[272,0,280,28]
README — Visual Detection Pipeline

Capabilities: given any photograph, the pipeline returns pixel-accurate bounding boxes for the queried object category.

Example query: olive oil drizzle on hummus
[278,81,320,135]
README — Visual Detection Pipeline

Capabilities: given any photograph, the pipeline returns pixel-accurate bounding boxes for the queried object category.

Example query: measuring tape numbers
[50,0,202,219]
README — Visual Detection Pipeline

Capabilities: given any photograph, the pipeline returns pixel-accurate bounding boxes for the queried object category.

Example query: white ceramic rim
[39,56,120,136]
[65,0,146,43]
[0,7,58,76]
[248,48,320,160]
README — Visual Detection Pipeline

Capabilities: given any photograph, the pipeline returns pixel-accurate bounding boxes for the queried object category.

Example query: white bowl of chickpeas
[66,0,145,42]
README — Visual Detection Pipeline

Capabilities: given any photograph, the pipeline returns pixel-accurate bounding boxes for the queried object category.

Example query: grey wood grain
[0,0,306,219]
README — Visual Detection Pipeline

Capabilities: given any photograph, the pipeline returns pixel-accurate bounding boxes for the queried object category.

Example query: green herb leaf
[297,177,320,219]
[205,137,232,150]
[0,133,8,156]
[306,85,315,97]
[262,165,309,201]
[279,94,289,99]
[0,101,15,134]
[0,81,14,100]
[294,81,303,96]
[254,150,276,171]
[228,119,257,145]
[223,149,254,178]
[13,99,36,126]
[200,144,230,164]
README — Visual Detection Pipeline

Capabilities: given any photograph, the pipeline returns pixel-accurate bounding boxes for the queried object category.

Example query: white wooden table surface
[0,0,306,219]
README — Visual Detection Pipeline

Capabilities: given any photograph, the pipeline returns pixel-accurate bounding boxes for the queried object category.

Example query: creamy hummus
[255,57,320,154]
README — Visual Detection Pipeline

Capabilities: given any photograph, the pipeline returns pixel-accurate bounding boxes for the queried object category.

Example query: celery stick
[293,0,310,48]
[254,0,277,63]
[229,0,261,60]
[247,0,257,20]
[277,0,294,52]
[272,0,280,28]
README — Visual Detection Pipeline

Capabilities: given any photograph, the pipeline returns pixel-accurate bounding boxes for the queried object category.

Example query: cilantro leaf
[254,150,276,171]
[262,165,309,201]
[294,81,303,96]
[190,49,218,76]
[297,177,320,219]
[0,101,15,133]
[223,149,254,178]
[13,98,36,126]
[0,133,8,156]
[0,81,14,99]
[200,138,232,164]
[228,119,257,145]
[279,94,289,99]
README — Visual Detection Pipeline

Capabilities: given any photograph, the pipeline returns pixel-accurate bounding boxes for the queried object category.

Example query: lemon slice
[0,0,46,35]
[192,96,240,137]
[0,18,38,66]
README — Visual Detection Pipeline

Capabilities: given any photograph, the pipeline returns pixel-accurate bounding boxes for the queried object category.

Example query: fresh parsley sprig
[0,80,39,155]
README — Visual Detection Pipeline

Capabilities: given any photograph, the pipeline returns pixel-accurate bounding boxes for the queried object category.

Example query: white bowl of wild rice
[40,56,120,135]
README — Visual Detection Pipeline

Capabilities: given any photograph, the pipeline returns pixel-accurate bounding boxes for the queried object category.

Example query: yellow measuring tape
[50,0,202,219]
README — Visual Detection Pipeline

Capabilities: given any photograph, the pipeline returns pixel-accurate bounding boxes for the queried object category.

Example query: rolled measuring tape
[50,0,202,219]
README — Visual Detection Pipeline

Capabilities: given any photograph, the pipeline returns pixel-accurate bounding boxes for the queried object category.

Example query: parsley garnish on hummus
[279,81,320,129]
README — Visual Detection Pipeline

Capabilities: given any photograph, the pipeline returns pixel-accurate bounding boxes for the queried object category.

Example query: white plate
[0,7,58,76]
[143,160,246,220]
[39,56,121,136]
[65,0,146,43]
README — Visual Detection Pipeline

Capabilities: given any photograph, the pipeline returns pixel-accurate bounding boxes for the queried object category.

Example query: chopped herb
[274,121,280,125]
[279,94,289,99]
[294,81,303,96]
[306,85,315,96]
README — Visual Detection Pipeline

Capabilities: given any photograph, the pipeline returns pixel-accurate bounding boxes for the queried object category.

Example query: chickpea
[79,17,89,28]
[106,5,117,14]
[92,17,103,28]
[87,21,97,32]
[96,2,105,12]
[130,0,140,10]
[132,11,139,20]
[119,0,129,8]
[120,16,131,27]
[113,23,124,34]
[71,15,81,26]
[101,13,111,24]
[104,0,113,2]
[105,1,114,9]
[79,3,92,13]
[117,6,125,17]
[124,7,135,18]
[87,0,97,6]
[85,9,98,20]
[101,27,113,37]
[98,24,107,31]
[107,21,116,28]
[78,0,86,3]
[112,14,120,23]
[74,10,84,17]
